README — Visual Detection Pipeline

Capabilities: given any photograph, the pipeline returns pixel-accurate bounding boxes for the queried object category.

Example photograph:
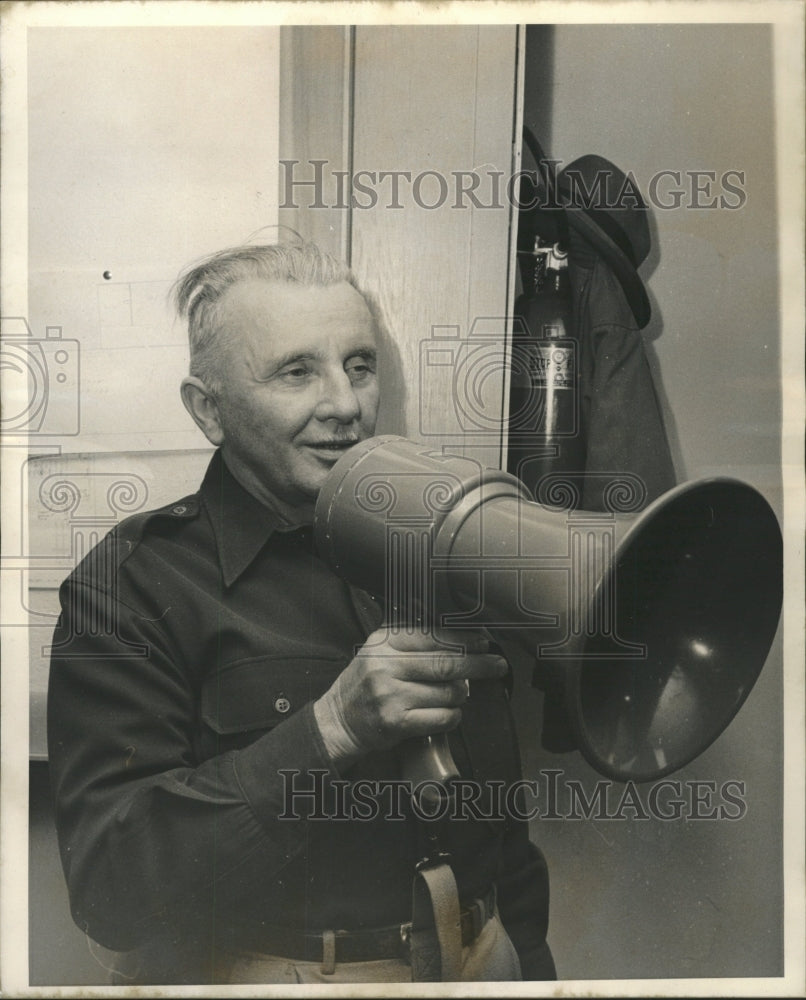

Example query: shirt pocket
[197,655,345,758]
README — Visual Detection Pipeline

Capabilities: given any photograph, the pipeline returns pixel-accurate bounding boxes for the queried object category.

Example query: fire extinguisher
[507,232,586,502]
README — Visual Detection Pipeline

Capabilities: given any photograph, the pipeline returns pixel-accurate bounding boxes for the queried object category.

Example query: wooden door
[280,25,521,469]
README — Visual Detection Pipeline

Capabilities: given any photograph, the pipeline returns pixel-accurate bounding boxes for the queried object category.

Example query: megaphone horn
[314,436,783,784]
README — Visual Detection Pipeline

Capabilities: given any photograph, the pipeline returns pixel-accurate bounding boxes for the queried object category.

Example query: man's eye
[345,356,376,381]
[279,365,311,381]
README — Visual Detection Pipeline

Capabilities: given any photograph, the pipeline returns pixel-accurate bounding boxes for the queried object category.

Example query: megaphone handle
[398,733,460,792]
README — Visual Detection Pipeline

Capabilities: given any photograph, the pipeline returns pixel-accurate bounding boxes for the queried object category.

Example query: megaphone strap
[409,859,462,981]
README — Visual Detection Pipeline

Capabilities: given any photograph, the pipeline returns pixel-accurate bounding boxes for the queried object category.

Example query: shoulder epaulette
[68,493,202,585]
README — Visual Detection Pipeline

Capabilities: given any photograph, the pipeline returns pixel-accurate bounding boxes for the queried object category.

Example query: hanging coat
[570,227,676,512]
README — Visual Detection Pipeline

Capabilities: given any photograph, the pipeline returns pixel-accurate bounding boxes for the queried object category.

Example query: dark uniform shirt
[47,449,552,983]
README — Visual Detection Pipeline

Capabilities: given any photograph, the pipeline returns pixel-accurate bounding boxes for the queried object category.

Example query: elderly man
[47,242,555,984]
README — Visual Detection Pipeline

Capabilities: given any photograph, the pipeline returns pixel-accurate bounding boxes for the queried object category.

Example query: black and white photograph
[1,1,804,995]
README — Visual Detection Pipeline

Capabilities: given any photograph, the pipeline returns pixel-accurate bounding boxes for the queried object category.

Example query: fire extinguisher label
[526,342,576,389]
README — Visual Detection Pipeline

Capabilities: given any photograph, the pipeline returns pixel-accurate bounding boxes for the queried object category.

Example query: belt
[240,886,497,965]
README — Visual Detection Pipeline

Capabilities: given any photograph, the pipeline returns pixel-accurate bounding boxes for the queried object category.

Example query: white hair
[173,242,359,395]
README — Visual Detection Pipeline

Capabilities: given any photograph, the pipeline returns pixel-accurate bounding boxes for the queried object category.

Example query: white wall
[28,27,281,454]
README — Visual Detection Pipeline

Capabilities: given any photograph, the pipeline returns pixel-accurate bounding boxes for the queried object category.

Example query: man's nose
[316,369,362,423]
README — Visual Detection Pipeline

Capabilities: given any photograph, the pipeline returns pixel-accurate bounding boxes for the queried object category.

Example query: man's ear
[181,377,225,446]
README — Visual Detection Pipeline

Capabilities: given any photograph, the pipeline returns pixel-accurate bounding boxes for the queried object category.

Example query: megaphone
[314,436,782,784]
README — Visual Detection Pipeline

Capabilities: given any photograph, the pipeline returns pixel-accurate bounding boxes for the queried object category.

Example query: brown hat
[521,129,652,329]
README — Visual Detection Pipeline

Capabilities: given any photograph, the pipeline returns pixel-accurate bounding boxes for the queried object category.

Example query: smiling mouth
[305,439,360,456]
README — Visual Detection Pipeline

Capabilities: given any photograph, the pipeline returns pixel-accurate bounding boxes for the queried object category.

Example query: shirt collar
[200,449,310,588]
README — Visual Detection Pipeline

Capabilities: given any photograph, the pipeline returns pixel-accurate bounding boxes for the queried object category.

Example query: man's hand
[314,628,508,766]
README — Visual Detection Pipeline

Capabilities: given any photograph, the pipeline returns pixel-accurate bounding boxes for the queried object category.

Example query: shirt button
[274,695,291,714]
[172,504,187,515]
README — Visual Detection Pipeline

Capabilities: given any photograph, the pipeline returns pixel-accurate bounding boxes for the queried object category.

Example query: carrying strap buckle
[409,857,462,982]
[415,850,451,873]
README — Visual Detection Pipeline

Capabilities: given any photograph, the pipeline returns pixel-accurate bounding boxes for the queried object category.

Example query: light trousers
[226,912,523,984]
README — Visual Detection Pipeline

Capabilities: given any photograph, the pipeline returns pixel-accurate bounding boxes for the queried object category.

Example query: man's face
[210,279,380,512]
